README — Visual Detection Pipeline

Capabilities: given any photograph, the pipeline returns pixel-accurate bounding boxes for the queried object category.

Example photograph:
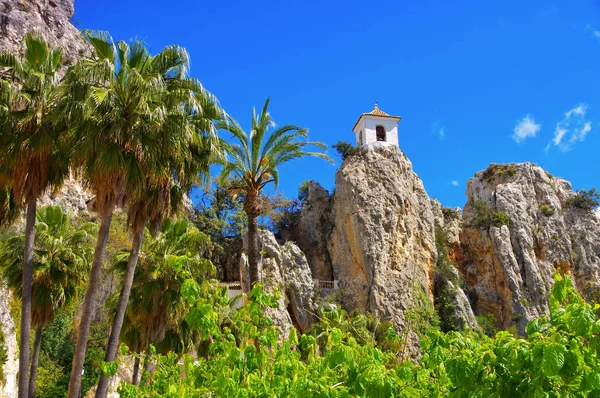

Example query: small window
[376,125,386,142]
[359,130,364,145]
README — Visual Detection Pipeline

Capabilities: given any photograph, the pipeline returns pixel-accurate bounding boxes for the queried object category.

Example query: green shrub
[480,164,518,184]
[298,180,310,202]
[475,313,498,337]
[491,211,510,227]
[565,188,600,212]
[331,141,358,160]
[539,204,555,217]
[442,207,461,220]
[469,201,510,229]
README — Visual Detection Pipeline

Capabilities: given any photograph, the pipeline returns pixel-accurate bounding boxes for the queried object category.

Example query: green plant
[475,313,498,337]
[218,98,332,286]
[480,164,518,184]
[540,204,555,217]
[491,211,511,227]
[331,141,358,160]
[442,207,461,220]
[565,188,600,212]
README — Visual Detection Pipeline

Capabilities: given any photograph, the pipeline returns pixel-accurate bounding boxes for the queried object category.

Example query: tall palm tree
[0,32,70,398]
[112,219,214,383]
[93,38,222,398]
[0,206,95,398]
[218,98,332,285]
[62,30,209,398]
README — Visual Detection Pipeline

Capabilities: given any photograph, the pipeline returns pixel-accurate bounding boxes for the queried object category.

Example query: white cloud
[513,115,541,143]
[439,127,446,140]
[547,104,592,152]
[451,180,459,187]
[594,31,600,38]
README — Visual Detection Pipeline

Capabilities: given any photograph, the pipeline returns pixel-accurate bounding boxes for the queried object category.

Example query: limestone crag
[241,230,316,335]
[283,181,334,281]
[327,145,437,350]
[431,200,478,331]
[0,283,17,398]
[457,163,600,333]
[0,0,86,61]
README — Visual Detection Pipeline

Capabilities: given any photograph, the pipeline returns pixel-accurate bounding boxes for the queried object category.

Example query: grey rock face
[284,181,334,281]
[0,0,86,62]
[327,145,437,351]
[431,200,478,331]
[458,163,600,333]
[0,283,17,398]
[241,230,316,335]
[38,177,94,215]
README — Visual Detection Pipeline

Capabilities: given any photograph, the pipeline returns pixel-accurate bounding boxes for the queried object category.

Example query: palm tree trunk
[132,356,140,385]
[95,225,145,398]
[27,327,42,398]
[67,210,114,398]
[247,212,260,285]
[18,199,36,398]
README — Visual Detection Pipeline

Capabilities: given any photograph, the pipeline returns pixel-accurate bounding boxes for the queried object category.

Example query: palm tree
[0,206,95,398]
[93,38,222,398]
[218,98,332,285]
[113,219,215,383]
[0,32,70,398]
[62,30,213,398]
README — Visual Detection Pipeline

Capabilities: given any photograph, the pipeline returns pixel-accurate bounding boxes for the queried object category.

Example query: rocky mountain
[274,147,599,348]
[0,0,86,61]
[457,163,600,333]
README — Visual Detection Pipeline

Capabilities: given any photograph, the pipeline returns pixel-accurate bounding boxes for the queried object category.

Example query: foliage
[470,200,511,229]
[434,227,464,332]
[114,273,600,397]
[263,192,302,234]
[113,219,216,354]
[479,163,518,184]
[193,180,247,240]
[540,204,555,217]
[491,211,511,227]
[475,313,498,337]
[32,311,109,398]
[442,207,461,220]
[331,140,358,160]
[298,180,311,202]
[565,188,600,212]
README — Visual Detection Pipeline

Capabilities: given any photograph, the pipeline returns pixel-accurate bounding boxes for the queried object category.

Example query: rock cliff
[457,163,600,333]
[0,0,85,61]
[241,230,316,335]
[327,145,438,351]
[283,181,334,281]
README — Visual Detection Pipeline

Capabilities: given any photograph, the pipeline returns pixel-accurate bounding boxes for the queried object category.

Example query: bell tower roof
[352,103,401,132]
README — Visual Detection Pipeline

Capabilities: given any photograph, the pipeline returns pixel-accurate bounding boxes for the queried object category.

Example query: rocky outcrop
[0,283,17,398]
[283,181,334,281]
[327,145,438,351]
[431,200,478,331]
[85,356,135,398]
[39,177,94,216]
[457,163,600,333]
[0,0,86,62]
[241,230,316,335]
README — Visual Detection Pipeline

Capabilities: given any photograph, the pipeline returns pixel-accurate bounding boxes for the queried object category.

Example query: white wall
[353,116,399,147]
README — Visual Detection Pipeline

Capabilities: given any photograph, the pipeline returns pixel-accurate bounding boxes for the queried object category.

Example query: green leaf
[102,361,118,377]
[542,343,566,377]
[180,278,201,305]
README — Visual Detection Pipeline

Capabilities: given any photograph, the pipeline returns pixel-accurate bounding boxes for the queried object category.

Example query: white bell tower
[352,103,401,148]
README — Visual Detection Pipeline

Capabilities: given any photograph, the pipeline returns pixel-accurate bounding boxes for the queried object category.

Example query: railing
[222,281,242,291]
[313,279,339,290]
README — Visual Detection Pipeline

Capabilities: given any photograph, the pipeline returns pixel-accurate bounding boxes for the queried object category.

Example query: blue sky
[73,0,600,208]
